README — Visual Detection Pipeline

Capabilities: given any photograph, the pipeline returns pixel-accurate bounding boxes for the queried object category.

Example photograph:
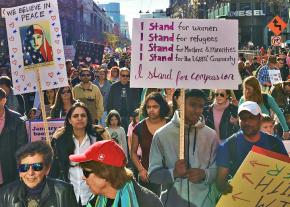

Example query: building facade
[99,3,121,27]
[207,0,290,47]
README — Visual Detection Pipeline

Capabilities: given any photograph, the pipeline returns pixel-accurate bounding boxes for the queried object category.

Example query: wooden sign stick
[36,69,50,144]
[179,89,185,159]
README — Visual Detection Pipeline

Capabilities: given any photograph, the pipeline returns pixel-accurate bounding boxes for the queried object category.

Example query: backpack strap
[227,133,238,177]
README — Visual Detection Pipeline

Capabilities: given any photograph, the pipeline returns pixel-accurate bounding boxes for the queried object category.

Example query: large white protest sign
[131,18,240,89]
[2,0,68,95]
[268,69,282,85]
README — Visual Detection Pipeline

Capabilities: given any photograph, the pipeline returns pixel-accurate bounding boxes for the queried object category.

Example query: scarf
[88,181,139,207]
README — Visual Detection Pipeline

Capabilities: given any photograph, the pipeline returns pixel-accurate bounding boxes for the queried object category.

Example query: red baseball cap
[69,140,127,167]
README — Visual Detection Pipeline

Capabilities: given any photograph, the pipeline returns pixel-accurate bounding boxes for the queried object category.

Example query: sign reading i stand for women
[1,0,68,95]
[131,18,240,89]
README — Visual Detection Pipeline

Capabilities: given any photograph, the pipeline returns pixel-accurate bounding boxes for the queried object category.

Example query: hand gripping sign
[216,146,290,207]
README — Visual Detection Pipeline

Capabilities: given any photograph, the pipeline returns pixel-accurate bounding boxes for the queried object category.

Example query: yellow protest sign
[216,146,290,207]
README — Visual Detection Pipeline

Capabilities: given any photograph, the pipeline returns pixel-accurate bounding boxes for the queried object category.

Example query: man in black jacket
[107,67,140,131]
[0,141,78,206]
[0,88,28,186]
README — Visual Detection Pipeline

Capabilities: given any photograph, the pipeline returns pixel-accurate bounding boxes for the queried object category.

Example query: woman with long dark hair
[50,86,77,119]
[49,102,110,206]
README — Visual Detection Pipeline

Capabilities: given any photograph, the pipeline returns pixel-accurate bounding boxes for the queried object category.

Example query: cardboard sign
[29,119,64,142]
[2,0,68,95]
[75,41,104,64]
[216,146,290,207]
[267,16,287,36]
[268,69,282,84]
[283,140,290,155]
[131,18,240,89]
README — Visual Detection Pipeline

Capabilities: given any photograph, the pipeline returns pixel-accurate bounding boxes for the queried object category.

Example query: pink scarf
[213,100,230,141]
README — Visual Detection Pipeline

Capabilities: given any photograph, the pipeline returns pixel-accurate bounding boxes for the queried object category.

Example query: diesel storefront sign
[228,10,266,17]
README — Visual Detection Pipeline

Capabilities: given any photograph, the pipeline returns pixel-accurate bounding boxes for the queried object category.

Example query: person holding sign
[0,141,77,206]
[148,89,219,207]
[216,101,288,195]
[257,55,278,91]
[49,102,110,206]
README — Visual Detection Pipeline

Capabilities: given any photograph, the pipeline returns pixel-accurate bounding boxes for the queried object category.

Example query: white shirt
[69,134,93,205]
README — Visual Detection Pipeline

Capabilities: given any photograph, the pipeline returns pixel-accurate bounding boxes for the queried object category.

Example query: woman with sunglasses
[50,86,77,119]
[69,140,163,207]
[203,89,239,142]
[49,102,110,206]
[0,141,78,206]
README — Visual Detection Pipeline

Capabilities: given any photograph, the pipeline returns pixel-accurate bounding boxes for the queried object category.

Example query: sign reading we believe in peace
[131,18,240,89]
[2,0,68,95]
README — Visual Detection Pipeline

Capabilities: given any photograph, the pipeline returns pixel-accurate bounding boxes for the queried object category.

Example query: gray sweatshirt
[148,111,219,207]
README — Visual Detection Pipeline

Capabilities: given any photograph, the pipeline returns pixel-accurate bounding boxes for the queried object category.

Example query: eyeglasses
[18,163,44,172]
[61,90,71,94]
[80,73,91,77]
[83,169,93,178]
[121,74,130,78]
[214,93,225,97]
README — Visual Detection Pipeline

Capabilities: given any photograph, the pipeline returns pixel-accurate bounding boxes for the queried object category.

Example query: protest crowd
[0,43,289,207]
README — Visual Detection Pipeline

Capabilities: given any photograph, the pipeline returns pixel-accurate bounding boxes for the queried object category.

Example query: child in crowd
[260,114,275,135]
[105,110,128,159]
[27,107,38,120]
[127,109,141,157]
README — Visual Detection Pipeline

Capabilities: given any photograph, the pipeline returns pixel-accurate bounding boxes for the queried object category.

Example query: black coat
[107,81,140,117]
[203,103,239,140]
[49,125,110,182]
[0,177,78,207]
[0,106,28,185]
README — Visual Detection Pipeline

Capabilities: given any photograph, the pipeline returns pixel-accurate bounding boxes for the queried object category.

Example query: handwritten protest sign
[269,69,282,85]
[28,119,64,142]
[283,140,290,155]
[2,0,68,95]
[216,146,290,207]
[131,18,240,89]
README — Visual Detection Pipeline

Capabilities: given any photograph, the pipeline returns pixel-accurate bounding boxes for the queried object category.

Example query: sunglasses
[18,163,44,172]
[121,74,130,78]
[214,93,225,97]
[83,169,93,178]
[80,73,91,77]
[61,90,71,94]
